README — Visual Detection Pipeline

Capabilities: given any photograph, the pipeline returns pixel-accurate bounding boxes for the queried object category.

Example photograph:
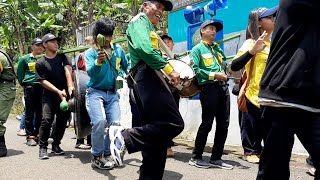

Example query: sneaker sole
[39,156,49,160]
[51,151,65,155]
[209,163,233,170]
[243,156,259,164]
[91,162,114,170]
[188,161,210,169]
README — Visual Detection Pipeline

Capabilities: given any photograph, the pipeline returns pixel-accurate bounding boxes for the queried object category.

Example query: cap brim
[45,37,62,43]
[162,0,173,11]
[32,42,43,45]
[203,22,223,32]
[260,6,278,18]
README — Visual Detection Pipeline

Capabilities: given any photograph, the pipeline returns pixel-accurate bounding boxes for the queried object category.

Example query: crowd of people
[0,0,319,179]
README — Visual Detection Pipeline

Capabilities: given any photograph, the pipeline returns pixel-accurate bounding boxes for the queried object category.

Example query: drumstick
[157,35,174,59]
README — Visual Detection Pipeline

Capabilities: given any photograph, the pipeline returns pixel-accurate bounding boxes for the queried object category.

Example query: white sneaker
[109,125,126,167]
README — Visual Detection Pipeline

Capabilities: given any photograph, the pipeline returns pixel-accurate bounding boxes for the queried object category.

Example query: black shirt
[259,0,320,109]
[36,54,70,97]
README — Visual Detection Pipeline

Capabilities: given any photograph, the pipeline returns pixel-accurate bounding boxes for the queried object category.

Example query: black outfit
[24,84,43,138]
[192,83,230,160]
[36,54,71,148]
[123,64,184,180]
[257,0,320,179]
[231,52,264,156]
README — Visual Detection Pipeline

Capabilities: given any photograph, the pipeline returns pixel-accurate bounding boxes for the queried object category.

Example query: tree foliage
[0,0,169,60]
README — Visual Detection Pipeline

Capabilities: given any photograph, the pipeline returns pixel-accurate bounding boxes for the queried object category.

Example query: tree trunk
[88,0,95,23]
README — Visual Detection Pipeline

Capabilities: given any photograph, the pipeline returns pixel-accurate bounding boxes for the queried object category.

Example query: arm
[85,49,102,77]
[230,51,254,71]
[120,49,129,74]
[64,65,74,96]
[40,80,66,100]
[17,57,26,85]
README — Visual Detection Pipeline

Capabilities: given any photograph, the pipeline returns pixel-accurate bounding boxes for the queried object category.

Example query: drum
[167,57,200,98]
[71,70,92,139]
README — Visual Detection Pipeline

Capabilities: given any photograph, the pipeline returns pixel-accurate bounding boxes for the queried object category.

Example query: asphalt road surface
[0,115,314,180]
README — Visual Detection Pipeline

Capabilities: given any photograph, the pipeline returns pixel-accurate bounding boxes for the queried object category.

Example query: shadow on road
[64,150,91,164]
[163,169,183,180]
[173,151,250,170]
[6,149,24,157]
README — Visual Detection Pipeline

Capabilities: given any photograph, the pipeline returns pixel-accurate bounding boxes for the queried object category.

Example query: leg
[85,88,107,157]
[0,84,16,157]
[192,85,219,159]
[257,107,295,180]
[52,101,70,146]
[104,91,121,156]
[117,66,183,177]
[211,86,230,160]
[38,97,56,148]
[129,88,142,128]
[295,112,320,179]
[122,67,184,153]
[24,86,36,137]
[139,145,167,180]
[241,99,263,156]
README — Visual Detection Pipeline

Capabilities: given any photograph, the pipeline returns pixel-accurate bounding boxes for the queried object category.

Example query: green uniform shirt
[190,41,227,85]
[0,52,15,81]
[126,13,172,74]
[17,53,40,85]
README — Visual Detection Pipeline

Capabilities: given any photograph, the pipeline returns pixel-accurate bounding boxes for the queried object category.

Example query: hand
[249,31,268,55]
[215,72,228,81]
[68,86,74,97]
[169,70,180,87]
[97,51,106,64]
[57,89,67,100]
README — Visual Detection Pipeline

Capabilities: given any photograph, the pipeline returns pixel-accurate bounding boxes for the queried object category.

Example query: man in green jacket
[0,50,16,157]
[109,0,184,179]
[17,38,44,146]
[189,20,233,170]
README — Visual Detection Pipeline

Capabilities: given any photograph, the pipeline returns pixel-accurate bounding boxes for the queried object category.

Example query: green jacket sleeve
[17,56,26,85]
[128,17,167,70]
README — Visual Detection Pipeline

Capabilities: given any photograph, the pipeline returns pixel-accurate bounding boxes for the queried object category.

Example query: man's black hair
[92,18,115,42]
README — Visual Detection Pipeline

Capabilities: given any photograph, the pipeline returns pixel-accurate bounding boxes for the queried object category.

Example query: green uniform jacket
[17,53,40,85]
[190,41,227,85]
[0,52,16,136]
[126,13,173,75]
[0,52,15,82]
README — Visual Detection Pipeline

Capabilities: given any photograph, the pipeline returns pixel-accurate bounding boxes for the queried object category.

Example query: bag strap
[246,56,255,85]
[205,44,227,73]
[0,50,17,78]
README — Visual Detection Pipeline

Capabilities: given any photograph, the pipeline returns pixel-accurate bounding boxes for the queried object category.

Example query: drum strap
[205,46,227,73]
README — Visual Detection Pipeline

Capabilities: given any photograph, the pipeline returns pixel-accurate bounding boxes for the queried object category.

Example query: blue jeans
[85,87,120,157]
[20,111,26,129]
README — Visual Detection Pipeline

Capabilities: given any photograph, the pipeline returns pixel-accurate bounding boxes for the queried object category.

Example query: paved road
[0,115,314,180]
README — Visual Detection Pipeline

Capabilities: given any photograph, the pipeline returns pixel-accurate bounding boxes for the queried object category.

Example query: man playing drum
[109,0,184,179]
[189,20,232,170]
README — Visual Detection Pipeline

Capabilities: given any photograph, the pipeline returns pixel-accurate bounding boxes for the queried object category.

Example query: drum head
[168,59,195,79]
[73,70,91,139]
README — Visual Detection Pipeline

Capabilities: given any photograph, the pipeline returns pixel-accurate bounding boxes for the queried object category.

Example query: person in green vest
[188,20,233,170]
[109,0,184,179]
[0,50,16,157]
[17,38,44,146]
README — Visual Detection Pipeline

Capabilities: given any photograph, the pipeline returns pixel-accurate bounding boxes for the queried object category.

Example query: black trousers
[122,65,184,180]
[39,95,70,148]
[24,84,43,138]
[240,98,264,155]
[257,106,320,180]
[192,83,230,160]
